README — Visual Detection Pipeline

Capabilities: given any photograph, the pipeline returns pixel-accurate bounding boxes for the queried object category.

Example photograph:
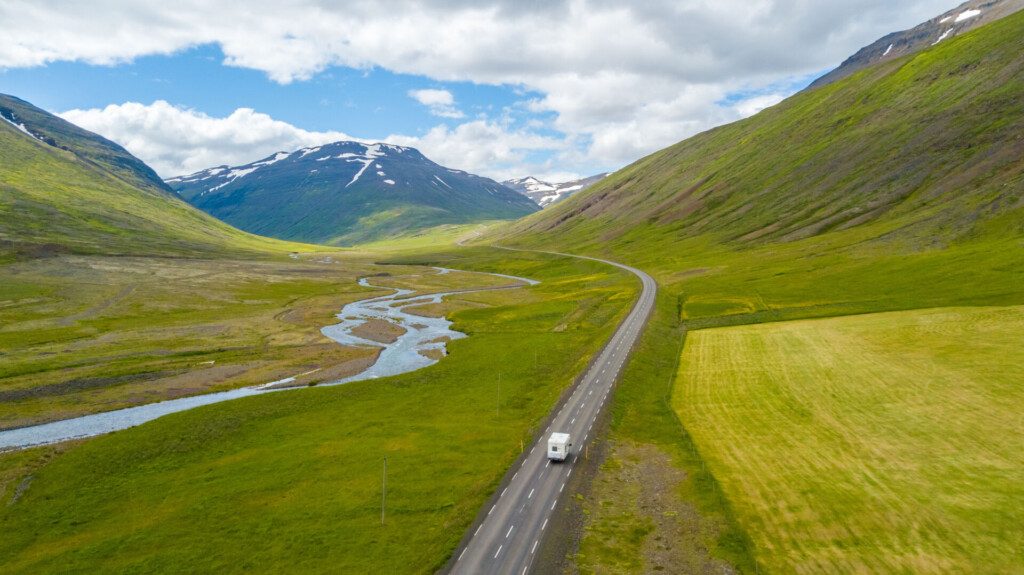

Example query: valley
[2,1,1023,573]
[0,247,639,573]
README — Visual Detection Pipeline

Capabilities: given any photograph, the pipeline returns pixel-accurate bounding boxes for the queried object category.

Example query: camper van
[547,432,572,461]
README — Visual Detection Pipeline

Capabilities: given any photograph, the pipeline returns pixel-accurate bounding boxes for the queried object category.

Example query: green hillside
[501,10,1024,318]
[0,94,173,197]
[0,97,306,260]
[502,11,1024,573]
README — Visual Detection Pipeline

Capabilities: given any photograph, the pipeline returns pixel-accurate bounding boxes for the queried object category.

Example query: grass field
[674,306,1024,573]
[0,254,380,428]
[0,248,637,573]
[0,251,534,429]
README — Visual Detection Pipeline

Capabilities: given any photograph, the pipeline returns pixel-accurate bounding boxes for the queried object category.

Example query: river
[0,267,538,451]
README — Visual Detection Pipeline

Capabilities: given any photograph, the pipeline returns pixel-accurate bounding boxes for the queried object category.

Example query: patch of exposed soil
[350,318,407,344]
[573,441,737,575]
[0,370,184,402]
[260,351,382,389]
[418,348,444,361]
[405,299,490,319]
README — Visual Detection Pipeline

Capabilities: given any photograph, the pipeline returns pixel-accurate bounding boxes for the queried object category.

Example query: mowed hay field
[674,306,1024,573]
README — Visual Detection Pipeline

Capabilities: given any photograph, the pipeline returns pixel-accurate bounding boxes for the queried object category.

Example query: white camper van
[547,432,572,461]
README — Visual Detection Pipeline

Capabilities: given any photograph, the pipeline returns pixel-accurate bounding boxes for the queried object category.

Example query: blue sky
[0,1,957,181]
[2,45,542,140]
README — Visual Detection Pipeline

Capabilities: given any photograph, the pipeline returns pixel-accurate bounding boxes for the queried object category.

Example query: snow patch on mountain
[933,28,954,44]
[253,151,291,167]
[345,144,387,187]
[956,8,982,21]
[504,173,608,207]
[1,111,40,141]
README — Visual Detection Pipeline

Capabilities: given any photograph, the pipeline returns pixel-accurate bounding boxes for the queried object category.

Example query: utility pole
[381,456,387,526]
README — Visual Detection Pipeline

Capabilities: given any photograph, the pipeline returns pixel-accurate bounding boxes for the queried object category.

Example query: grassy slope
[0,118,307,261]
[676,306,1024,572]
[0,93,172,197]
[504,13,1024,574]
[500,10,1024,318]
[0,248,637,573]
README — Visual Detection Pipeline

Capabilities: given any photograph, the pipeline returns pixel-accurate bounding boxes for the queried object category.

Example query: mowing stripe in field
[674,306,1024,573]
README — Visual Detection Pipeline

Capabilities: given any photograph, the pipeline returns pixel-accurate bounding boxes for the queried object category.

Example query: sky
[0,0,957,182]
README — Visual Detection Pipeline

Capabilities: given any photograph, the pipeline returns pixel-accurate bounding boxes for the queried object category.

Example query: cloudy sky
[0,0,956,181]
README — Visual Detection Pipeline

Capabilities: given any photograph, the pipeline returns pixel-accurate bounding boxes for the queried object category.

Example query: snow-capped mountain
[503,173,609,208]
[808,0,1024,90]
[167,141,539,245]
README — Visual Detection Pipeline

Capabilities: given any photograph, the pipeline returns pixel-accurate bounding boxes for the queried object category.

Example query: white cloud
[733,93,787,118]
[60,101,566,180]
[408,88,465,119]
[60,101,356,176]
[387,120,568,181]
[7,0,958,176]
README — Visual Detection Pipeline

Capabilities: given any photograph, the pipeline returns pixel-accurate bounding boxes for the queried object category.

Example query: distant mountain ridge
[503,173,608,207]
[808,0,1024,89]
[168,141,539,245]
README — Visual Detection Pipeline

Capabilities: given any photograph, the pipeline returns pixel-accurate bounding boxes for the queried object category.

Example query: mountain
[502,173,608,208]
[808,0,1024,89]
[498,8,1024,318]
[0,94,174,197]
[168,142,539,245]
[0,94,297,261]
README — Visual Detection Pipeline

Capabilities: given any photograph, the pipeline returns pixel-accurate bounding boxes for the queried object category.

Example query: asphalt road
[450,250,657,575]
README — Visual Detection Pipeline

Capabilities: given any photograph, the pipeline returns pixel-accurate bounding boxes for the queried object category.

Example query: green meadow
[0,254,391,428]
[0,248,637,573]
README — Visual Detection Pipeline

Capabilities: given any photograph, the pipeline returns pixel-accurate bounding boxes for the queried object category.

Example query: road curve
[449,249,657,575]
